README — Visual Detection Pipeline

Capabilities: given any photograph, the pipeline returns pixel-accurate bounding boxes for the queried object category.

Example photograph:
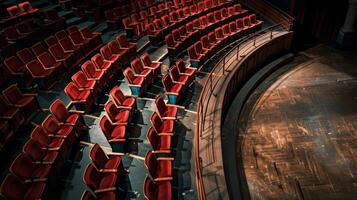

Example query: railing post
[209,74,213,93]
[222,56,225,75]
[270,30,273,39]
[253,35,256,46]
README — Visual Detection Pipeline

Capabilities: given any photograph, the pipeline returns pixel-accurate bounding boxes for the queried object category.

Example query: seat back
[49,44,65,59]
[162,74,173,91]
[161,16,170,27]
[4,56,25,73]
[38,52,56,68]
[65,82,81,101]
[100,45,112,61]
[195,41,204,54]
[201,35,211,48]
[172,29,181,41]
[72,71,88,88]
[89,143,108,170]
[250,14,257,24]
[235,4,242,12]
[31,126,51,147]
[83,164,101,191]
[56,30,68,40]
[59,37,75,51]
[42,115,61,134]
[108,40,121,54]
[230,21,237,32]
[188,45,197,59]
[49,99,70,123]
[17,48,34,64]
[45,36,58,47]
[176,59,187,72]
[123,68,136,84]
[18,1,33,12]
[7,6,20,16]
[81,27,94,38]
[170,65,182,82]
[23,139,46,161]
[144,151,158,175]
[150,112,162,133]
[165,34,175,48]
[143,176,156,200]
[92,53,106,70]
[67,26,79,33]
[0,174,27,199]
[26,59,46,76]
[155,95,166,118]
[99,115,115,139]
[32,42,47,56]
[140,53,152,67]
[223,24,231,35]
[104,101,119,122]
[193,19,200,29]
[10,154,36,181]
[236,18,244,29]
[117,35,129,48]
[82,61,97,78]
[110,86,125,105]
[3,84,23,104]
[243,16,251,27]
[147,127,159,149]
[131,58,145,74]
[69,31,85,45]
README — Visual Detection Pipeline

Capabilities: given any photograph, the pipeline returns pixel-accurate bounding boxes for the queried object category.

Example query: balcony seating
[145,151,173,182]
[104,100,131,125]
[64,82,94,113]
[90,143,124,172]
[71,71,99,96]
[108,40,129,65]
[110,86,137,113]
[32,42,47,57]
[2,84,40,117]
[80,27,103,50]
[38,52,65,76]
[176,59,196,76]
[140,53,162,77]
[82,60,106,88]
[0,174,48,200]
[144,176,172,200]
[18,1,39,14]
[100,45,121,70]
[59,37,85,61]
[188,45,204,68]
[170,65,194,89]
[25,59,57,89]
[162,74,183,104]
[151,112,174,134]
[69,31,92,55]
[49,99,87,135]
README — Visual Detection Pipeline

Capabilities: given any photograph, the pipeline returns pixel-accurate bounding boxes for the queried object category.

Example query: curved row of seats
[2,1,39,25]
[165,4,249,58]
[188,14,263,68]
[0,98,88,199]
[65,35,137,113]
[3,26,102,90]
[146,0,230,46]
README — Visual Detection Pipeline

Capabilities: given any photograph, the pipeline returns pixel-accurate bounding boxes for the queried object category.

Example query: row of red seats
[123,53,162,96]
[144,96,179,199]
[100,86,137,152]
[105,0,163,30]
[146,0,230,46]
[165,4,249,58]
[3,1,39,22]
[0,98,87,199]
[3,26,102,89]
[82,143,127,199]
[65,35,137,113]
[162,60,197,104]
[0,84,41,151]
[0,9,66,58]
[188,15,263,68]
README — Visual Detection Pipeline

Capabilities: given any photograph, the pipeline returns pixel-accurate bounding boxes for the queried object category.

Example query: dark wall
[266,0,349,48]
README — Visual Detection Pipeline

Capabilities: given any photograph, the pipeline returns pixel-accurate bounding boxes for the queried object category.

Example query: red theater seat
[100,45,120,69]
[162,74,183,104]
[145,151,173,181]
[0,174,48,200]
[123,67,147,96]
[42,115,76,146]
[155,95,178,120]
[151,112,174,134]
[140,53,162,77]
[2,84,40,117]
[59,37,84,60]
[170,65,193,89]
[17,48,35,64]
[104,101,131,125]
[69,31,91,55]
[83,164,118,195]
[100,115,126,143]
[49,43,75,69]
[0,96,25,133]
[26,59,57,89]
[147,127,171,154]
[7,6,22,17]
[188,45,204,68]
[90,143,123,172]
[38,52,64,75]
[92,53,115,77]
[45,36,58,47]
[4,56,33,86]
[108,40,127,65]
[110,86,137,112]
[82,60,106,88]
[64,82,94,113]
[176,59,196,76]
[144,176,172,200]
[80,27,103,49]
[49,99,87,135]
[18,1,39,14]
[116,35,136,58]
[32,42,47,57]
[71,71,98,95]
[131,58,154,84]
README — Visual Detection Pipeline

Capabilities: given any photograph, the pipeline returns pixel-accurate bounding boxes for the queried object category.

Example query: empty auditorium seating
[99,116,127,151]
[37,52,65,75]
[108,40,129,65]
[176,59,196,76]
[4,56,34,87]
[82,60,106,88]
[144,176,172,200]
[49,43,76,69]
[123,67,149,96]
[147,127,172,154]
[25,59,57,89]
[155,95,178,120]
[169,64,194,89]
[83,164,120,195]
[100,45,121,70]
[42,115,77,146]
[71,71,99,95]
[145,151,173,181]
[116,35,136,58]
[104,100,131,125]
[140,53,162,77]
[131,57,154,84]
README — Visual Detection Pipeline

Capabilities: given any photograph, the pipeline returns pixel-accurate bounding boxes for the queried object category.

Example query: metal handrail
[194,19,293,200]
